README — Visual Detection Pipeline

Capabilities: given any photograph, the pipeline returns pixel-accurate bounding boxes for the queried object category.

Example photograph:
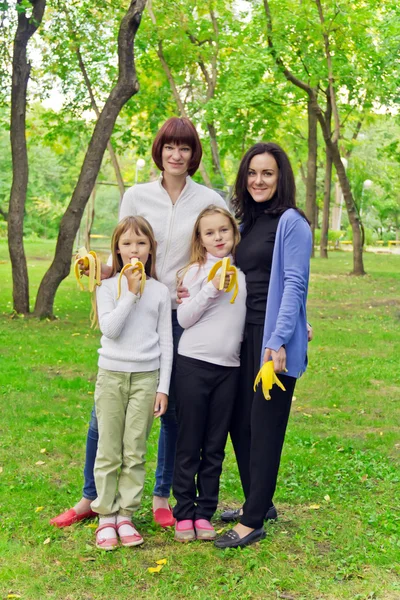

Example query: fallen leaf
[302,412,312,418]
[43,537,51,545]
[361,474,368,481]
[155,559,167,565]
[216,528,224,534]
[0,466,3,474]
[35,461,46,466]
[292,395,297,402]
[308,504,320,510]
[83,523,97,529]
[87,391,93,395]
[148,565,163,573]
[79,557,96,562]
[35,506,44,513]
[72,333,80,336]
[7,595,21,599]
[324,495,331,502]
[40,448,47,454]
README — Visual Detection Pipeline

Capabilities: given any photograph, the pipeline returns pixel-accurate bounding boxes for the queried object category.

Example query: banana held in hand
[254,361,286,400]
[74,247,101,292]
[207,256,239,304]
[117,258,146,299]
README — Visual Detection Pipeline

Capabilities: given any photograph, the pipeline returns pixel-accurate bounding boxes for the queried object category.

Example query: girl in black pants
[215,143,312,549]
[172,206,247,542]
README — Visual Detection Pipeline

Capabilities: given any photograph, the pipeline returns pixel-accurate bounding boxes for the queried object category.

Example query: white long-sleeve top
[118,175,226,308]
[177,254,247,367]
[96,275,173,395]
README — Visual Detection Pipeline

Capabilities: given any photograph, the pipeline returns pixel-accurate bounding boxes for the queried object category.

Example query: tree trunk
[207,122,226,185]
[320,147,332,258]
[327,139,365,274]
[75,46,126,201]
[8,0,46,314]
[34,0,146,318]
[306,99,317,257]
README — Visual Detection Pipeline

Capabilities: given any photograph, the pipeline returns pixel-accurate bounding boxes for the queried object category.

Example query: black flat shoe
[220,505,278,523]
[214,527,266,549]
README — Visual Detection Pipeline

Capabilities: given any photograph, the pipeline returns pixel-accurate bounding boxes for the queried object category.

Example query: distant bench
[388,240,400,247]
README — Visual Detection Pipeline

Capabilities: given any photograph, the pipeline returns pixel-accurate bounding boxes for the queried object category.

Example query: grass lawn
[0,239,399,600]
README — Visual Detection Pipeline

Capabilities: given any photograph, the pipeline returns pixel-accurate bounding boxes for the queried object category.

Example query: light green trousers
[91,368,158,517]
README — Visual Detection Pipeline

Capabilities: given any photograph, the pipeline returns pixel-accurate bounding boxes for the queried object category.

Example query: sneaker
[194,519,216,540]
[174,519,195,542]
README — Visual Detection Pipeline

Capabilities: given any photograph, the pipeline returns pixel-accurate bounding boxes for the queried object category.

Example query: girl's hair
[152,117,203,176]
[110,216,157,279]
[231,142,309,233]
[177,205,240,283]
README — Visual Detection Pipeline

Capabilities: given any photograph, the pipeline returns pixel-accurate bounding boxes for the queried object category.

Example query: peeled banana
[74,247,101,293]
[207,256,239,304]
[253,361,286,400]
[117,258,146,298]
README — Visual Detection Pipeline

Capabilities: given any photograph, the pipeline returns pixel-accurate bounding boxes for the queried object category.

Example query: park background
[0,1,399,599]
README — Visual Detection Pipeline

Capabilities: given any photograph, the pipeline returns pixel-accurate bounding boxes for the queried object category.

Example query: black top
[235,203,281,325]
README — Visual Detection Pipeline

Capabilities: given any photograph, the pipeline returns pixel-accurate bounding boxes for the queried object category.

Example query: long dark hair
[231,142,308,233]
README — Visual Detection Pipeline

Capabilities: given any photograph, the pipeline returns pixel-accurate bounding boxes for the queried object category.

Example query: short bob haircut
[231,142,308,234]
[152,117,203,176]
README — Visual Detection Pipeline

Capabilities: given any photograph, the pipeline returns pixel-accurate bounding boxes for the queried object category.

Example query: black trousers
[229,323,296,529]
[173,355,239,521]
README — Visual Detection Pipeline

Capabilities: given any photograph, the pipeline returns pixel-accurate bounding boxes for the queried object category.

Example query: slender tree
[8,0,46,314]
[34,0,147,318]
[263,0,366,274]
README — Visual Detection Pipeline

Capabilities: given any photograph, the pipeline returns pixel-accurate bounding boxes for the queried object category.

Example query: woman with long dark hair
[215,142,312,549]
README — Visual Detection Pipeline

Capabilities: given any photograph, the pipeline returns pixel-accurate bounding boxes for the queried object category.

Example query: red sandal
[95,522,118,551]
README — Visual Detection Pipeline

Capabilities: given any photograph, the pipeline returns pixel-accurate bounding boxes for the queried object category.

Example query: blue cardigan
[261,209,312,379]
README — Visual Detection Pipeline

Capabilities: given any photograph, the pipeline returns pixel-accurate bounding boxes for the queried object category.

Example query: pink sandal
[95,522,118,551]
[116,520,144,547]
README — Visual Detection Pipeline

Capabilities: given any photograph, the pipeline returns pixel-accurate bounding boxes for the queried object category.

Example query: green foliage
[314,229,344,246]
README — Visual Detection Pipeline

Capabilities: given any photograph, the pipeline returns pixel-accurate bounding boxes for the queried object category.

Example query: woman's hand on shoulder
[154,392,168,417]
[101,263,113,280]
[263,346,287,373]
[176,283,190,304]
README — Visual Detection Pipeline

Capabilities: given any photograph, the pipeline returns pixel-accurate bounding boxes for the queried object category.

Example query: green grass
[0,239,399,600]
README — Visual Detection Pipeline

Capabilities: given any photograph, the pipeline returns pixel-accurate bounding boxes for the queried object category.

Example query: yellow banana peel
[74,247,101,293]
[253,361,286,400]
[207,256,239,304]
[117,258,146,299]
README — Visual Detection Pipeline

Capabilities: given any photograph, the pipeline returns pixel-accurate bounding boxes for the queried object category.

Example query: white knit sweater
[177,254,247,367]
[96,275,173,395]
[119,176,226,308]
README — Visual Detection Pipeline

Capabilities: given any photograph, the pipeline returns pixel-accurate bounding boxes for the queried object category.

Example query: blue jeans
[82,310,183,501]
